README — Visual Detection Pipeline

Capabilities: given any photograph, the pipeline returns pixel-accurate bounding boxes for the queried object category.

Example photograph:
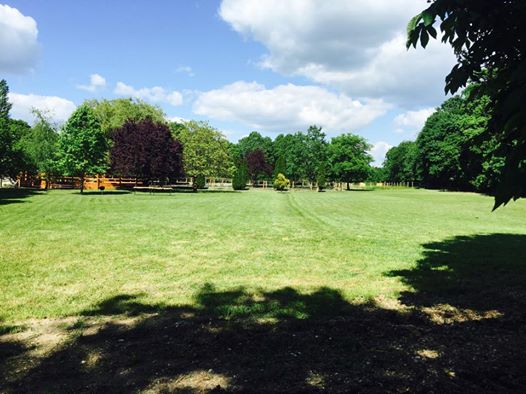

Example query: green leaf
[422,10,434,26]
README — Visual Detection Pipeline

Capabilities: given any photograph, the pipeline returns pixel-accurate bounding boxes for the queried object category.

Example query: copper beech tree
[110,118,183,184]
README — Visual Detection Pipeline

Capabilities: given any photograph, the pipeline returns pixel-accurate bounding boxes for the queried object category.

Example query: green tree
[19,110,59,188]
[58,104,108,193]
[87,98,166,135]
[273,155,287,178]
[304,125,328,185]
[0,79,14,179]
[233,131,274,165]
[383,141,418,183]
[232,162,248,190]
[171,120,234,184]
[407,0,526,207]
[328,133,372,190]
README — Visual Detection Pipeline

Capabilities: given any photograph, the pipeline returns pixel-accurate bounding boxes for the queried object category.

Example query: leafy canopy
[407,0,526,208]
[110,118,183,182]
[58,104,108,191]
[172,120,234,178]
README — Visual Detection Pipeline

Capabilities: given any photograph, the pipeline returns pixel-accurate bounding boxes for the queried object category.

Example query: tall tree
[407,0,526,207]
[58,104,108,193]
[19,110,59,188]
[328,133,372,190]
[110,118,183,184]
[171,121,234,184]
[304,125,328,184]
[0,81,31,180]
[87,98,167,135]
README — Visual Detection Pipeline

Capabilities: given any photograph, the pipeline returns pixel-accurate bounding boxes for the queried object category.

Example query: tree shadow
[388,233,526,316]
[0,189,43,205]
[2,234,526,392]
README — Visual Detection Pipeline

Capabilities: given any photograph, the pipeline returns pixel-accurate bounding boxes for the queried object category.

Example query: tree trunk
[346,181,350,190]
[80,174,84,194]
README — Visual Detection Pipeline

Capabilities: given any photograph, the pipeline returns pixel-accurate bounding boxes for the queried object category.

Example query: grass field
[1,188,526,392]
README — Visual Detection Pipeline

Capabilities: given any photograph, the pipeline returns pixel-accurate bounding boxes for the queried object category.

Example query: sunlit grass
[1,188,525,322]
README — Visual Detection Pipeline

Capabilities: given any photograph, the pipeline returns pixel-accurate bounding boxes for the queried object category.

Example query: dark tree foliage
[407,0,526,208]
[232,162,248,190]
[246,149,271,184]
[110,118,183,184]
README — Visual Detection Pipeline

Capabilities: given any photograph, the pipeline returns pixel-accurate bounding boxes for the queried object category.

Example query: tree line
[383,84,508,195]
[0,80,376,192]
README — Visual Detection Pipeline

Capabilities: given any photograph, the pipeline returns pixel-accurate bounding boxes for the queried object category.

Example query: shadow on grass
[0,188,43,205]
[2,234,526,392]
[388,233,526,316]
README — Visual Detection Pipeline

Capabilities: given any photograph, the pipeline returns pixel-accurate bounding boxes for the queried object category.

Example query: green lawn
[1,188,525,322]
[2,188,526,392]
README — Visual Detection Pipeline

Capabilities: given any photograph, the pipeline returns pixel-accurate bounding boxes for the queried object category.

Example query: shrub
[232,162,248,190]
[273,173,290,191]
[317,164,326,192]
[194,174,206,189]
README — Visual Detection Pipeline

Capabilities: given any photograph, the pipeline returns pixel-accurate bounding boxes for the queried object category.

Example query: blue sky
[1,0,456,164]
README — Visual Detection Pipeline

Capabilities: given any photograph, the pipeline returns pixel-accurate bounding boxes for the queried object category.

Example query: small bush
[273,173,290,191]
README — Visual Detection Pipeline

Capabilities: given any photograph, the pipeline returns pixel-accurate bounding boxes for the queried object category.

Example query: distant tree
[0,81,33,180]
[234,131,274,165]
[246,149,271,185]
[273,155,287,179]
[18,110,59,188]
[0,79,15,179]
[367,166,387,183]
[232,162,248,190]
[383,141,418,183]
[328,133,372,190]
[316,162,327,192]
[304,125,328,185]
[172,120,234,185]
[110,118,183,184]
[273,133,306,182]
[58,105,108,193]
[87,98,167,135]
[407,0,526,207]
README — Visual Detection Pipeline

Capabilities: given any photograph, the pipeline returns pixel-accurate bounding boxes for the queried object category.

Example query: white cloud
[0,4,39,73]
[8,92,76,123]
[165,115,188,123]
[193,81,390,132]
[369,141,392,166]
[176,66,195,77]
[114,82,183,106]
[77,73,107,92]
[219,0,456,107]
[394,107,435,134]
